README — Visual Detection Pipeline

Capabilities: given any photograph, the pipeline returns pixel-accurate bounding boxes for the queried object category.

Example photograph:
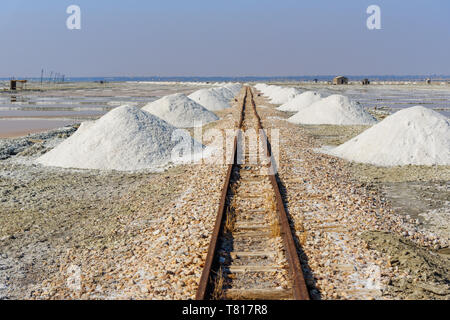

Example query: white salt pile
[277,91,322,112]
[188,88,232,111]
[288,94,377,125]
[255,84,301,104]
[220,83,242,98]
[211,87,235,100]
[36,105,199,171]
[142,93,218,128]
[269,87,302,104]
[329,106,450,166]
[254,83,268,91]
[223,83,242,96]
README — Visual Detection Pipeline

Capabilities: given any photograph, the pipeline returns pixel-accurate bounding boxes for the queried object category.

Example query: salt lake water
[0,78,449,138]
[0,81,212,137]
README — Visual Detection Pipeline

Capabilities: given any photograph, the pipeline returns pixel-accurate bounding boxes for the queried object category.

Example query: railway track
[196,87,310,300]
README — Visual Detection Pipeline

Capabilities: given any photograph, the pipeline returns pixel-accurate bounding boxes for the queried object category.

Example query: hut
[10,80,27,90]
[333,76,348,85]
[361,78,370,85]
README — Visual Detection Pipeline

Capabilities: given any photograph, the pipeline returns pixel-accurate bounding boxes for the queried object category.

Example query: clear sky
[1,0,449,77]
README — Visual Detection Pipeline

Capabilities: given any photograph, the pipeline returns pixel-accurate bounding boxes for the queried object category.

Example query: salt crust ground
[22,90,244,300]
[1,86,448,300]
[253,91,448,300]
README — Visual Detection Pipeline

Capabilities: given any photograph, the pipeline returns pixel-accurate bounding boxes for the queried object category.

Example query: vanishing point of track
[196,87,310,300]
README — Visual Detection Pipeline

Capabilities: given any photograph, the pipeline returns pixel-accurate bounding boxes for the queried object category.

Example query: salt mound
[188,88,232,111]
[255,83,274,97]
[211,87,235,100]
[224,83,242,95]
[255,84,301,104]
[255,83,268,91]
[36,105,197,171]
[330,106,450,166]
[288,94,377,125]
[270,87,302,104]
[277,91,322,112]
[142,93,218,128]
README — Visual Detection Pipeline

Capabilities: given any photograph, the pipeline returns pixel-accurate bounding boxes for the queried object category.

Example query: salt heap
[142,93,218,128]
[288,94,377,125]
[330,106,450,166]
[255,83,268,91]
[258,84,278,97]
[277,91,322,112]
[255,84,301,104]
[223,83,242,96]
[268,87,302,104]
[188,88,232,111]
[36,105,198,171]
[211,87,235,100]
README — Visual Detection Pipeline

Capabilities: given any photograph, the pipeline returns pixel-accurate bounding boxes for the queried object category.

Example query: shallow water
[343,87,450,117]
[0,119,77,138]
[1,82,449,138]
[0,82,211,137]
[297,84,450,117]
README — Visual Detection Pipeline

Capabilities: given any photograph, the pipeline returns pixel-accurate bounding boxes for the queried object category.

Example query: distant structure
[425,78,431,84]
[361,78,370,85]
[333,76,348,85]
[10,80,27,91]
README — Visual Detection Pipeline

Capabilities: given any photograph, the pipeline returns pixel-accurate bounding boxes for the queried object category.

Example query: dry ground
[0,85,448,300]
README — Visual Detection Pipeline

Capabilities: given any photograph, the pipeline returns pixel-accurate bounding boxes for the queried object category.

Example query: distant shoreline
[2,75,450,83]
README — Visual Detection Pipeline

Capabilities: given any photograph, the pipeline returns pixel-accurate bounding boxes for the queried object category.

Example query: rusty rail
[249,88,310,300]
[195,88,247,300]
[195,87,309,300]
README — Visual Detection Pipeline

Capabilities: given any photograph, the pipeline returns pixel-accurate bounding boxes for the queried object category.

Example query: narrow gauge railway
[196,87,309,300]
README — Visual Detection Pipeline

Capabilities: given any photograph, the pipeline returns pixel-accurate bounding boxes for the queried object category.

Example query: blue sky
[1,0,449,77]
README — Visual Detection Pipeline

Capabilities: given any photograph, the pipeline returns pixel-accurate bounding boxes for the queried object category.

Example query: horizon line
[2,74,450,80]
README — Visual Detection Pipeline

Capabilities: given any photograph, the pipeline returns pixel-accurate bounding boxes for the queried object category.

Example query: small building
[10,80,27,90]
[333,76,348,85]
[361,78,370,85]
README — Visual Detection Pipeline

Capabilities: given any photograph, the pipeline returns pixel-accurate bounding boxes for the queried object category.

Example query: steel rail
[196,87,309,300]
[249,88,310,300]
[195,88,247,300]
